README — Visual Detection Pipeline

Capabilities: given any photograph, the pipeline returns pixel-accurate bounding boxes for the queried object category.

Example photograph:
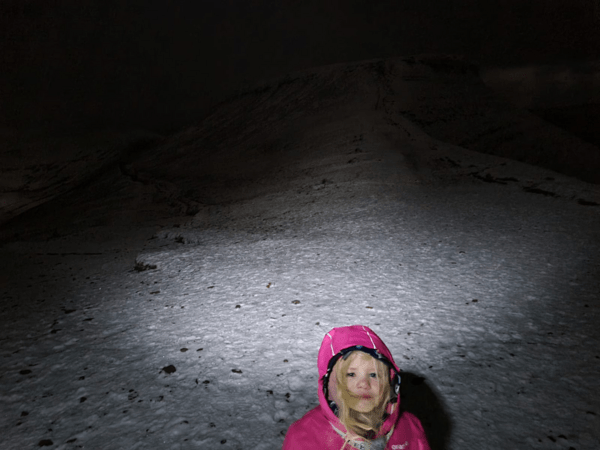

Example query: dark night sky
[1,0,599,133]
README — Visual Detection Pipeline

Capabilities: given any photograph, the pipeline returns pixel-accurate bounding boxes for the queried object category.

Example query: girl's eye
[346,372,355,377]
[370,373,377,378]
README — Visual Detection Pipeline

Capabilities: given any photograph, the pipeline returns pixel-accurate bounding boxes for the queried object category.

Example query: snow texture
[1,56,599,450]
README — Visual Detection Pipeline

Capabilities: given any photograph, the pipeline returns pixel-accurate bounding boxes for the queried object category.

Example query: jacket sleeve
[281,421,301,450]
[406,413,431,450]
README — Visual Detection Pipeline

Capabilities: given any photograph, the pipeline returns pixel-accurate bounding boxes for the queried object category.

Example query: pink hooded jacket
[282,325,431,450]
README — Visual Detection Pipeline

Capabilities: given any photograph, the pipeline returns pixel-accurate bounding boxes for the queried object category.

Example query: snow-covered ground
[1,56,599,449]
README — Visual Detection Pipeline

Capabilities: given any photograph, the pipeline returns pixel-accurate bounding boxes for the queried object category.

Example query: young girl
[283,325,430,450]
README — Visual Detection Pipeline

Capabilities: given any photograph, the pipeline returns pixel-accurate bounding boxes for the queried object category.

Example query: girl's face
[344,353,382,412]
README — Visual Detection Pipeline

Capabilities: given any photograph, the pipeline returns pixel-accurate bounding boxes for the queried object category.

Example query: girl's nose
[357,376,370,388]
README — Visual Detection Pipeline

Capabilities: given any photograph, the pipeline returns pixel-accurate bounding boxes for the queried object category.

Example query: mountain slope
[1,55,599,241]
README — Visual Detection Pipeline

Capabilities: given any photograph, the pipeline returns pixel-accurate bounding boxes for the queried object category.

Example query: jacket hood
[317,325,402,437]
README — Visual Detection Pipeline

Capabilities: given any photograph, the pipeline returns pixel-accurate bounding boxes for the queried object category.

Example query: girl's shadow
[399,372,452,450]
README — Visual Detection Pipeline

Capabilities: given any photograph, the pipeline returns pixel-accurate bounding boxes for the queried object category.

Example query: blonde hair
[334,351,391,438]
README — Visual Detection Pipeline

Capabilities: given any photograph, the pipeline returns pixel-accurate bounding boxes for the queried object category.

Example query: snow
[1,56,599,449]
